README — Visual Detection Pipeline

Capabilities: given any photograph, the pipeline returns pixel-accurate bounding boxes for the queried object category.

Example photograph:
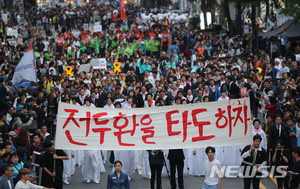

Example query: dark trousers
[244,177,260,189]
[150,164,163,189]
[170,159,184,189]
[152,51,160,59]
[57,46,63,54]
[281,45,286,56]
[162,42,168,52]
[276,176,289,189]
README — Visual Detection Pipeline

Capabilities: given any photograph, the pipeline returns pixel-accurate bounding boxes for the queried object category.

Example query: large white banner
[55,98,252,150]
[12,43,37,89]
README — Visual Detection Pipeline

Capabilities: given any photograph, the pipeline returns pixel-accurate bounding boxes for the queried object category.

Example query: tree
[280,0,300,23]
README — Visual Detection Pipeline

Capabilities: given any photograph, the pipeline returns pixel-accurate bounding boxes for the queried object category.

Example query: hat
[267,91,274,96]
[8,131,17,138]
[50,86,54,90]
[179,85,184,89]
[159,89,165,93]
[54,87,59,91]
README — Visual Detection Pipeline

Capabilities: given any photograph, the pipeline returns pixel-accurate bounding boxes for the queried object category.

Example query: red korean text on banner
[240,87,248,97]
[55,98,252,150]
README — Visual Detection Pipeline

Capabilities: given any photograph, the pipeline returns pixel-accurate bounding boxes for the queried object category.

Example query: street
[63,156,279,189]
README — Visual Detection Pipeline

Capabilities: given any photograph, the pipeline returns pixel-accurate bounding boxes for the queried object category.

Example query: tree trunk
[224,0,232,35]
[236,1,242,35]
[265,0,270,17]
[251,3,257,34]
[201,0,208,28]
[211,6,215,24]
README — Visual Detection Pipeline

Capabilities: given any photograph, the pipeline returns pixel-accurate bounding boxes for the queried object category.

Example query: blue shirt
[107,171,130,189]
[140,64,152,73]
[11,161,24,178]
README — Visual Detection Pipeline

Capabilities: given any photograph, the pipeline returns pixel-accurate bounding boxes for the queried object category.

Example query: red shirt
[113,14,118,22]
[162,33,169,42]
[265,102,277,116]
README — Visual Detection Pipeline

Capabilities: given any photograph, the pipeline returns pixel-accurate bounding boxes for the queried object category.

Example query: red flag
[120,0,126,21]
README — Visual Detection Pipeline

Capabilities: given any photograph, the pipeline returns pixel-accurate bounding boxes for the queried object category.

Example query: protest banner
[91,59,100,69]
[83,23,89,31]
[12,43,37,89]
[99,58,106,69]
[94,25,102,33]
[91,58,106,70]
[55,98,252,150]
[6,28,18,37]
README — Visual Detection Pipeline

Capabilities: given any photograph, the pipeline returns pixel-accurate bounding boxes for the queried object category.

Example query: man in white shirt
[202,146,222,189]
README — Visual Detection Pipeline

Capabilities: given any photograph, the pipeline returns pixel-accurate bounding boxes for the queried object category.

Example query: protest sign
[79,63,91,73]
[55,98,252,150]
[99,58,106,69]
[83,23,89,31]
[91,59,106,70]
[94,25,102,33]
[6,28,18,37]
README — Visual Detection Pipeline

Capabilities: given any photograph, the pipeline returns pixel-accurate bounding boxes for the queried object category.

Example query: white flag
[12,43,37,89]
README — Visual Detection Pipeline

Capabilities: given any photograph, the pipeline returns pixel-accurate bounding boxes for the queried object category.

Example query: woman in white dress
[142,150,151,179]
[113,150,138,179]
[188,148,207,176]
[214,146,224,165]
[223,145,244,177]
[74,150,84,166]
[252,119,267,150]
[81,150,105,184]
[63,150,75,185]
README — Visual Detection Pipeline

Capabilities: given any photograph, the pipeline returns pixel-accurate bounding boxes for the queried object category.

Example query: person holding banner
[40,140,69,189]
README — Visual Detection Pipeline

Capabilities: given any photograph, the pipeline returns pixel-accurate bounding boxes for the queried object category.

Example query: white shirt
[204,159,222,186]
[7,178,12,189]
[15,180,43,189]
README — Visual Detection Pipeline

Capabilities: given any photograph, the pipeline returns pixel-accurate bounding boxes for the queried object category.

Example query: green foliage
[280,0,300,23]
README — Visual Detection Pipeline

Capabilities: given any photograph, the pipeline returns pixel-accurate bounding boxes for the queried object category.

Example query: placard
[6,28,18,37]
[83,23,89,31]
[79,63,91,73]
[94,25,102,33]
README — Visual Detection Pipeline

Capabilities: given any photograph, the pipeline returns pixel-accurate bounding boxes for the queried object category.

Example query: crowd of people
[0,1,300,189]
